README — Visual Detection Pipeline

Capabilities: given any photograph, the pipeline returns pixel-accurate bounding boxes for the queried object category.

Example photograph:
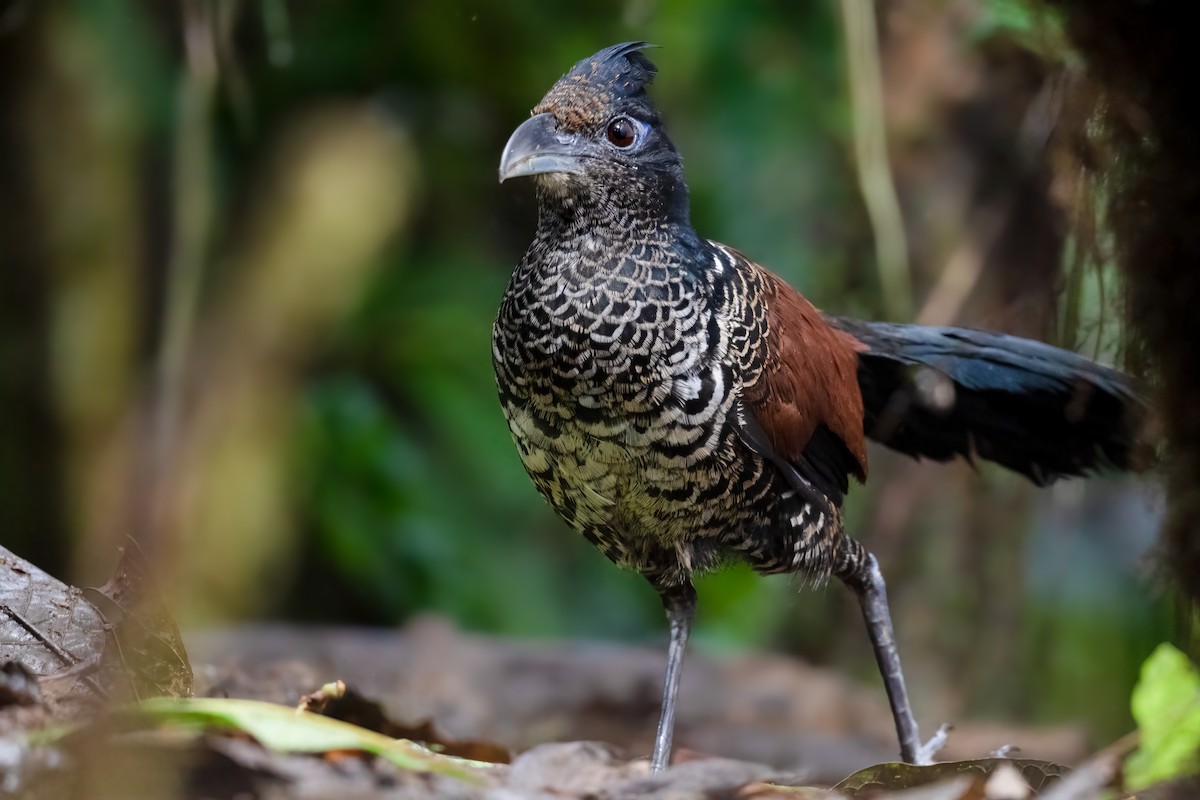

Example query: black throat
[533,163,693,242]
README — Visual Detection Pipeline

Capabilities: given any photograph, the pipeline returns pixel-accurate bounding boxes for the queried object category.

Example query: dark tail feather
[827,317,1153,485]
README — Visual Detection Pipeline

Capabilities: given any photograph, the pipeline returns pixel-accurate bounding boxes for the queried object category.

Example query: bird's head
[499,42,688,222]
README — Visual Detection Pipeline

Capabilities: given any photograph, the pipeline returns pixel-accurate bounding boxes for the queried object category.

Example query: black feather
[798,423,860,502]
[828,317,1152,484]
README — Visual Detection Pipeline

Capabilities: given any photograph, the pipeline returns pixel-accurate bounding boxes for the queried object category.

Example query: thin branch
[840,0,912,319]
[136,0,219,550]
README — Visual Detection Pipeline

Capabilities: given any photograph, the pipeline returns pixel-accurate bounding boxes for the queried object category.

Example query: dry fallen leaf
[0,545,109,713]
[834,758,1067,797]
[298,678,510,763]
[83,543,193,700]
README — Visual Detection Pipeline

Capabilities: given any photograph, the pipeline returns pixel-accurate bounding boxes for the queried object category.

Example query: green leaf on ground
[137,697,494,781]
[1126,643,1200,790]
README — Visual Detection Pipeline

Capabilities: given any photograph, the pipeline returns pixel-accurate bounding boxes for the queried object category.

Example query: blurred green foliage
[0,0,1171,750]
[1127,643,1200,789]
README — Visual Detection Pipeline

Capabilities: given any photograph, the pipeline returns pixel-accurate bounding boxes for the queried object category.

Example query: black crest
[565,41,658,97]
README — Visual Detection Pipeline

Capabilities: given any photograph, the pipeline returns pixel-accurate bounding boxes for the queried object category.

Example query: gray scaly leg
[839,547,947,764]
[650,581,697,773]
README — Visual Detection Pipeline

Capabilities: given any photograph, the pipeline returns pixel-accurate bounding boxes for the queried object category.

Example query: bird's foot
[911,723,951,765]
[989,744,1018,759]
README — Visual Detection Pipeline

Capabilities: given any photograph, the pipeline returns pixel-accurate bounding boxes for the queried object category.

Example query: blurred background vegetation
[0,0,1170,751]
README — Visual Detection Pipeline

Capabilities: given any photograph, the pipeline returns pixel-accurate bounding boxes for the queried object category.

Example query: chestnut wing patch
[731,252,868,499]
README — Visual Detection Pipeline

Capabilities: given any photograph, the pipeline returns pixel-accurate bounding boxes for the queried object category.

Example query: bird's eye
[606,116,638,149]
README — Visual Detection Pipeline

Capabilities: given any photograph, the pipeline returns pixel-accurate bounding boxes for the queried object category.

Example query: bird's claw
[913,723,951,765]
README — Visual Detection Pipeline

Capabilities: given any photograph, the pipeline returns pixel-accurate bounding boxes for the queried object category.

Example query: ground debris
[189,619,1091,784]
[0,601,1160,799]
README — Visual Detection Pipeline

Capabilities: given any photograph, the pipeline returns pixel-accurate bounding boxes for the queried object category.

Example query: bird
[492,42,1149,772]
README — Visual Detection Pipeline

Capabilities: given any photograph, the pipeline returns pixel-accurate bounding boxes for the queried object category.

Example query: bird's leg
[837,545,947,765]
[649,580,697,773]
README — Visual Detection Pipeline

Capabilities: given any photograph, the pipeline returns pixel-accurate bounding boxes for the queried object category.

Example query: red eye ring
[606,116,637,149]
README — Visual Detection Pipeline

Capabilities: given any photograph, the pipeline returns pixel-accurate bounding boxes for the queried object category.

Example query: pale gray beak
[498,113,586,182]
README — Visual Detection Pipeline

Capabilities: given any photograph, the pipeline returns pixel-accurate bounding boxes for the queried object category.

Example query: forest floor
[0,544,1183,798]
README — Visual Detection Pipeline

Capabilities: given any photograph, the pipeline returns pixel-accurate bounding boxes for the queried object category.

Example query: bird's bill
[498,113,586,182]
